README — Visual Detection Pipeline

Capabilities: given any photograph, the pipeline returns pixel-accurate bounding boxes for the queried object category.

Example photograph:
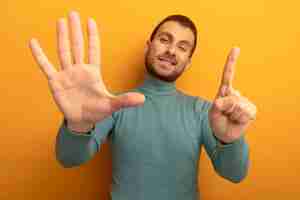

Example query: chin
[154,61,175,73]
[156,65,174,75]
[145,58,183,82]
[146,64,178,82]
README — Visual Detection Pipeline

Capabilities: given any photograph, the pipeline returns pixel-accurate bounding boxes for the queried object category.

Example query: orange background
[1,0,300,199]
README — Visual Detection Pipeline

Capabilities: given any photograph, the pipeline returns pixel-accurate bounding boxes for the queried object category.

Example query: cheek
[177,54,190,66]
[152,42,167,55]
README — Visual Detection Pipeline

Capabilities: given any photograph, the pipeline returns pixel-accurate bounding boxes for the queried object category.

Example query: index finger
[87,18,100,65]
[220,47,240,87]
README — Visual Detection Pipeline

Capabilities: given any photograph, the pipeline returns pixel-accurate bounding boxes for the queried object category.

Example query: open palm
[29,11,145,131]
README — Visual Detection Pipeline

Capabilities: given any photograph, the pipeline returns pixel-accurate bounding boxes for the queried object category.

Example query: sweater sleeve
[55,115,115,168]
[195,98,250,183]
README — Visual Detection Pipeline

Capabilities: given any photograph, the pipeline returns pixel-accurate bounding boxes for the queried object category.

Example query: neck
[137,72,177,96]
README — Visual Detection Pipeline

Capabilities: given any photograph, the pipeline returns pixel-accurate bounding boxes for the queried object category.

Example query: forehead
[155,21,195,44]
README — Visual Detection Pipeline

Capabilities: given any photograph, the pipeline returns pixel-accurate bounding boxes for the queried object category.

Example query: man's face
[145,21,195,82]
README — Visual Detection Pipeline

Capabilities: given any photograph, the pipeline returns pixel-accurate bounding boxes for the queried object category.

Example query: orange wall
[1,0,300,199]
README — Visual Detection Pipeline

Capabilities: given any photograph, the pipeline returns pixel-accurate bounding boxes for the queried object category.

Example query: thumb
[110,92,145,111]
[212,96,235,112]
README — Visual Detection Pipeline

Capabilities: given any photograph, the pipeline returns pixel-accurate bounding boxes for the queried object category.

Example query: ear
[144,40,151,56]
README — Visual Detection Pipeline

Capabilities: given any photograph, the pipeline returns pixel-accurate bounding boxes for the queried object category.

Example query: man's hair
[150,14,198,57]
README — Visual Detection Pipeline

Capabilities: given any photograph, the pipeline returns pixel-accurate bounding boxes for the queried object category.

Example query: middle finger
[69,11,85,64]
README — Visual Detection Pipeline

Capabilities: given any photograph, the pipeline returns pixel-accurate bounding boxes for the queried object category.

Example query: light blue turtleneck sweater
[55,73,249,200]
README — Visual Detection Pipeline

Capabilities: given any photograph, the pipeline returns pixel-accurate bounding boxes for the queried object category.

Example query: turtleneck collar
[137,73,178,96]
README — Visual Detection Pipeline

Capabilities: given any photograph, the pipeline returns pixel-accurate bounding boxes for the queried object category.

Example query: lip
[158,57,175,65]
[157,59,174,70]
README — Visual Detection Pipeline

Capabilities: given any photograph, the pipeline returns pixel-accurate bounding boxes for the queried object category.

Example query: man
[29,11,257,200]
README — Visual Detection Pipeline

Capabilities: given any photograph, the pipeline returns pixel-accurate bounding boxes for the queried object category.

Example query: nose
[167,44,176,55]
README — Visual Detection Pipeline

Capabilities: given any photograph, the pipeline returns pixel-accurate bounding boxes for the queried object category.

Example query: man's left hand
[209,47,257,144]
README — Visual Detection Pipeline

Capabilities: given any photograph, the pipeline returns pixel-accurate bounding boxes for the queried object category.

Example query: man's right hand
[29,11,145,132]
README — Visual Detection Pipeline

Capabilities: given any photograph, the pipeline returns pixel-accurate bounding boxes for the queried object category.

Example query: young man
[29,11,257,200]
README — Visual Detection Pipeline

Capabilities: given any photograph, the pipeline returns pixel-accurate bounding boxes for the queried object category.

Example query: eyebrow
[157,31,193,47]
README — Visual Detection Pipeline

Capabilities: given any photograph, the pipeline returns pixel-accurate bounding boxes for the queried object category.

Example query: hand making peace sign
[209,47,257,144]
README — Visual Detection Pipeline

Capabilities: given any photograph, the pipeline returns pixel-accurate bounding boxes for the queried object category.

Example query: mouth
[158,56,177,66]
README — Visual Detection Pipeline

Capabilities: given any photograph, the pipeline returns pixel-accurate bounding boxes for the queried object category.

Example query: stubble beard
[144,52,186,82]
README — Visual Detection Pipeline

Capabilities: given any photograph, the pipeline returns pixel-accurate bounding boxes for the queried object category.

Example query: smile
[158,57,176,65]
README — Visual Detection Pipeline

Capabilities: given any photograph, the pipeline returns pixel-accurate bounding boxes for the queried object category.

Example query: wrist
[65,119,94,134]
[218,138,233,145]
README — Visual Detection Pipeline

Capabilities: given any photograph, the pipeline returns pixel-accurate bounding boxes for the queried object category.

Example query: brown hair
[150,15,198,57]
